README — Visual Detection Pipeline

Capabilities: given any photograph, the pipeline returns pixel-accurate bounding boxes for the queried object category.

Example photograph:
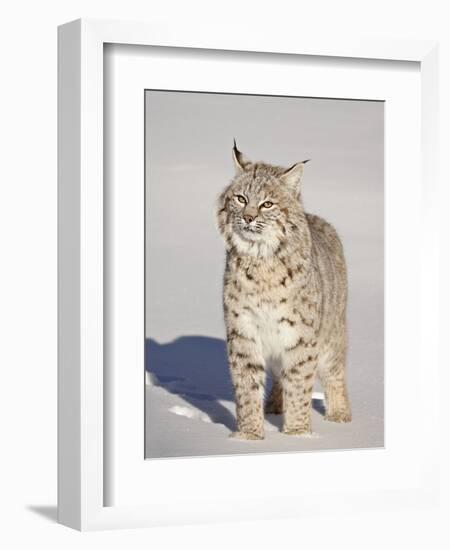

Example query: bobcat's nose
[243,214,255,224]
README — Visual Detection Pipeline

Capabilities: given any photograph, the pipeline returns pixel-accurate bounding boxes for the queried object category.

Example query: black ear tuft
[232,140,252,172]
[280,159,309,191]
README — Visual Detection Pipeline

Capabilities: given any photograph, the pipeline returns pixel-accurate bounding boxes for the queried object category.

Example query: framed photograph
[58,19,439,530]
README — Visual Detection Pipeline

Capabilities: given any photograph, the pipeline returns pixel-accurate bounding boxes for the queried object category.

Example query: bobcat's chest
[243,298,296,367]
[255,301,285,359]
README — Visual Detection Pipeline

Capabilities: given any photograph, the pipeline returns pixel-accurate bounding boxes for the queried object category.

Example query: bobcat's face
[216,144,309,256]
[226,173,289,245]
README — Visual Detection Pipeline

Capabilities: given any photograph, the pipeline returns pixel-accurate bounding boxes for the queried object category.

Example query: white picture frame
[58,18,439,530]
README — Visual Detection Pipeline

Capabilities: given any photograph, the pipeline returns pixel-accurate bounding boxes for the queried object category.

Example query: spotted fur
[216,144,351,440]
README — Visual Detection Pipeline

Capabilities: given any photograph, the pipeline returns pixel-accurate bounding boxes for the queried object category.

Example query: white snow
[168,405,212,423]
[145,340,382,459]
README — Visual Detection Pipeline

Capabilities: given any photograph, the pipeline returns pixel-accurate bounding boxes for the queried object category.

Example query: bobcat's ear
[280,159,310,191]
[232,139,252,173]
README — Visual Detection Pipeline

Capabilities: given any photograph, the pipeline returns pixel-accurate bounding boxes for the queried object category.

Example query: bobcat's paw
[325,411,352,423]
[230,430,264,441]
[282,427,312,437]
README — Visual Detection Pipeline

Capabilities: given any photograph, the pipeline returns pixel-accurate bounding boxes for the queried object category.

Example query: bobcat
[216,142,351,440]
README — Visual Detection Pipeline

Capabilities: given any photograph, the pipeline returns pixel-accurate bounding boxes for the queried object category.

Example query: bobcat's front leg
[227,328,265,440]
[282,334,318,435]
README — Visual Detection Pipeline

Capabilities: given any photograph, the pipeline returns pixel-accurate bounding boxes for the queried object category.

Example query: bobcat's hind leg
[265,379,283,414]
[323,377,351,423]
[318,347,351,423]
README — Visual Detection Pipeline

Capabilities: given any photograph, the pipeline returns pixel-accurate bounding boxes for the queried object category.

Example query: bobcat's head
[216,141,309,257]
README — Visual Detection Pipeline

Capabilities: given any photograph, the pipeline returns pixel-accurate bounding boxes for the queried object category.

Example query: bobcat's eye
[236,195,247,204]
[261,201,273,209]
